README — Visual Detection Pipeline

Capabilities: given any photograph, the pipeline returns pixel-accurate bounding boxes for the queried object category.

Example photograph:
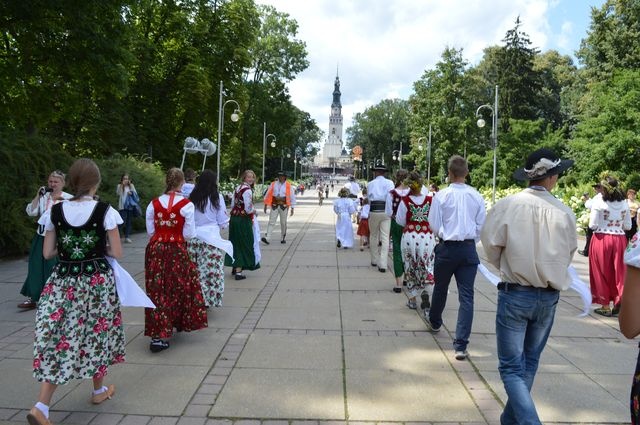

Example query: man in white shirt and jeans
[426,155,486,361]
[481,148,576,424]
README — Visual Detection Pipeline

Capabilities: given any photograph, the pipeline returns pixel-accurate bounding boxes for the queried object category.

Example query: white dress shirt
[428,183,486,241]
[367,176,395,203]
[271,180,297,207]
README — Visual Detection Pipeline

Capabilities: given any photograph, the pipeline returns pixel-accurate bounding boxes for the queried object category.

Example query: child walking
[334,187,356,248]
[29,158,125,425]
[357,196,370,251]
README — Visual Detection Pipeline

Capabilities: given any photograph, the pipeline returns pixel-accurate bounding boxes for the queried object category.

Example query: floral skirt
[33,267,125,385]
[145,240,208,338]
[401,231,436,296]
[187,239,225,308]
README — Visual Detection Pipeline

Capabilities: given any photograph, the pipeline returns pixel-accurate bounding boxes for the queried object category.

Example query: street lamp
[476,84,499,204]
[293,147,302,180]
[416,124,433,183]
[262,122,276,184]
[280,148,291,170]
[216,81,240,185]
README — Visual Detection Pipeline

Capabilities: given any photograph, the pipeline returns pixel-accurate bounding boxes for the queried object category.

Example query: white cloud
[257,0,590,143]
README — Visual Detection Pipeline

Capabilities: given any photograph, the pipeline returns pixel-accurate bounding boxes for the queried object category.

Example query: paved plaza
[0,191,635,425]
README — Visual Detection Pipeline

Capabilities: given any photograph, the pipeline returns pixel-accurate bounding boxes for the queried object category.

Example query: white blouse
[39,200,123,231]
[589,198,631,235]
[194,194,229,229]
[625,232,640,268]
[145,193,196,239]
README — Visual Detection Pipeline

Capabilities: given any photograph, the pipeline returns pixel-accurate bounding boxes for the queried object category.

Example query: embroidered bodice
[402,196,432,234]
[150,195,190,243]
[51,201,111,277]
[231,185,253,217]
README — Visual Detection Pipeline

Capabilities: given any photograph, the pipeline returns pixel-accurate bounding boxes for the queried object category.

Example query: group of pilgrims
[21,161,265,425]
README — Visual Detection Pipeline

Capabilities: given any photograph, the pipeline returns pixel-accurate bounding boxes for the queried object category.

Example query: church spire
[332,70,341,108]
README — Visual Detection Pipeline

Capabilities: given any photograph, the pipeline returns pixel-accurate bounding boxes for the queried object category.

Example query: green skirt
[391,220,405,278]
[224,216,260,271]
[21,234,57,302]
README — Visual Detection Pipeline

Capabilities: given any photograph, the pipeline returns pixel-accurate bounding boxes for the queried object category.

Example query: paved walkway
[0,191,635,425]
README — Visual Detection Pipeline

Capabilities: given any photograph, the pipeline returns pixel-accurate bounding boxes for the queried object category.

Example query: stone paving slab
[210,369,345,419]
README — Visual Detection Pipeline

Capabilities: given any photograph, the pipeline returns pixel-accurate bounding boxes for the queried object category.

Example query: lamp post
[293,147,302,180]
[262,123,276,185]
[476,84,499,204]
[416,124,433,183]
[216,81,240,185]
[280,148,291,170]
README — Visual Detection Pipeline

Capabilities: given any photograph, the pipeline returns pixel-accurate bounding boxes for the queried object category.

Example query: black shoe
[402,280,407,287]
[150,339,169,353]
[378,267,386,273]
[261,237,270,245]
[420,292,430,310]
[371,262,377,267]
[235,273,247,281]
[281,239,286,244]
[578,249,588,257]
[337,240,342,248]
[231,268,237,275]
[393,287,402,293]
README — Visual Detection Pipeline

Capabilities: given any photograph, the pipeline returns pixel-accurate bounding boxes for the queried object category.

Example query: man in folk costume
[481,148,576,424]
[262,171,296,244]
[366,161,394,273]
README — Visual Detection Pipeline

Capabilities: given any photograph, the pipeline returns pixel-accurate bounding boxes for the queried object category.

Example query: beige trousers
[368,211,390,269]
[266,206,288,241]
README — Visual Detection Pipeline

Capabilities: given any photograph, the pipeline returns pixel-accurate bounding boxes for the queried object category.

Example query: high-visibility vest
[264,181,292,207]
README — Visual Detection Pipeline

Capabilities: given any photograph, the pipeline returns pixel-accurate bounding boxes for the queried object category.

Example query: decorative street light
[416,124,433,183]
[262,122,276,185]
[216,81,240,185]
[476,84,499,204]
[280,148,291,170]
[293,147,302,180]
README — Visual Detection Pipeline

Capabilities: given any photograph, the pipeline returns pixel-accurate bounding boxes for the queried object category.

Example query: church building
[312,72,353,175]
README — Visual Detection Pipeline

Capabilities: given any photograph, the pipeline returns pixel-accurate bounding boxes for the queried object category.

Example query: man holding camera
[19,170,72,309]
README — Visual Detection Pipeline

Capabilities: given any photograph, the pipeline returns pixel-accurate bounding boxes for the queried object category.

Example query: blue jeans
[496,287,559,425]
[428,240,479,351]
[119,209,133,238]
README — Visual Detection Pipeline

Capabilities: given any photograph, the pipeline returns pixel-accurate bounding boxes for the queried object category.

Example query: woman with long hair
[385,169,409,293]
[29,159,125,425]
[20,170,72,310]
[187,170,232,308]
[589,175,631,316]
[144,168,207,353]
[116,173,139,243]
[225,170,261,279]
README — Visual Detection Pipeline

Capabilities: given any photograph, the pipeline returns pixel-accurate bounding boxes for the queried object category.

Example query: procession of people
[18,152,640,425]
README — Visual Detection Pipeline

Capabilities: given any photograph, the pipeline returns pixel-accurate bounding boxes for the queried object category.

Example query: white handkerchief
[107,257,156,308]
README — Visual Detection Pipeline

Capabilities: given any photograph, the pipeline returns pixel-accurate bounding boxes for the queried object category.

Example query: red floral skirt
[144,240,207,338]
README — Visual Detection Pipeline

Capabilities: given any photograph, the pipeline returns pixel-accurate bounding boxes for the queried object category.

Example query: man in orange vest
[262,171,296,244]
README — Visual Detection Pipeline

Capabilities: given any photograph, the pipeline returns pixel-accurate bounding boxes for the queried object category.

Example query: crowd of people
[18,149,640,425]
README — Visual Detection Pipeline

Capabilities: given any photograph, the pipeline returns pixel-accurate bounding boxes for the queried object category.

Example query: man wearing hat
[426,155,486,358]
[262,171,296,244]
[480,148,577,424]
[366,161,394,273]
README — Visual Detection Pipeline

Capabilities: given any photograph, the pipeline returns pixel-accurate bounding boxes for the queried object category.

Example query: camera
[45,187,54,193]
[39,187,54,196]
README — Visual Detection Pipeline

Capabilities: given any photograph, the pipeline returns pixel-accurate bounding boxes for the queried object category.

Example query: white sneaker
[455,350,468,361]
[125,238,132,243]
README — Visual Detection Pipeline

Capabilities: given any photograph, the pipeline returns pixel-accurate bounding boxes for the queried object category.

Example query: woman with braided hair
[589,174,631,316]
[395,171,436,311]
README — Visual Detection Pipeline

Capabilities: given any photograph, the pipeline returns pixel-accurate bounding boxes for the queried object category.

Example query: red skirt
[357,218,370,236]
[144,240,208,338]
[589,232,627,306]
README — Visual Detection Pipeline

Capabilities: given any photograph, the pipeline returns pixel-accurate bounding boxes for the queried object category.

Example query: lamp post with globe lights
[262,123,276,185]
[476,85,499,204]
[216,81,240,184]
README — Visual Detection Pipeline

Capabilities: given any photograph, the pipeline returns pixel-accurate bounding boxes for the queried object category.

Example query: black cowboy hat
[513,148,574,181]
[276,170,286,177]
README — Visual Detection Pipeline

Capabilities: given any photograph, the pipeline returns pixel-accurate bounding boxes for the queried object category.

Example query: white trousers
[266,206,288,241]
[368,211,390,269]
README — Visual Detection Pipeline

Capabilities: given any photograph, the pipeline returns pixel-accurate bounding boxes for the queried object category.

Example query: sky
[256,0,607,150]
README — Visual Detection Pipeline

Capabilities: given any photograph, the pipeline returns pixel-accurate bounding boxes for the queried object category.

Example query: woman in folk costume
[385,169,409,293]
[20,170,72,310]
[144,167,207,353]
[589,174,631,316]
[334,187,356,248]
[395,171,436,311]
[187,170,233,308]
[225,170,261,280]
[29,159,125,425]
